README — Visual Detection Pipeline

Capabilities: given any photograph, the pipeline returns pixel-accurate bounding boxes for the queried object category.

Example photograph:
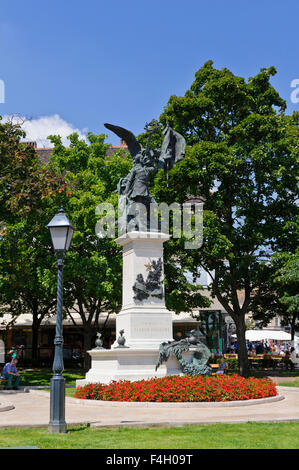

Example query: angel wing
[104,123,142,158]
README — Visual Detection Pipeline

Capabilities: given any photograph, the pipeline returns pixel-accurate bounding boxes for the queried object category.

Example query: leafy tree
[151,61,298,376]
[0,116,63,363]
[0,218,61,364]
[253,248,299,343]
[0,116,60,220]
[47,132,132,370]
[276,251,299,327]
[245,317,256,331]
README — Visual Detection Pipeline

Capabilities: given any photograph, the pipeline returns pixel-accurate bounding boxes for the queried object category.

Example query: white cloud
[2,114,87,147]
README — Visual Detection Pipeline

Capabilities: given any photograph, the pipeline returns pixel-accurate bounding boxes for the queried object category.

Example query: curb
[67,394,285,408]
[0,402,14,412]
[1,415,299,430]
[90,417,299,429]
[29,389,284,408]
[22,385,75,391]
[277,386,299,392]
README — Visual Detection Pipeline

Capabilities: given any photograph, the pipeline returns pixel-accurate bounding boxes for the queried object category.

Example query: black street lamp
[47,207,74,433]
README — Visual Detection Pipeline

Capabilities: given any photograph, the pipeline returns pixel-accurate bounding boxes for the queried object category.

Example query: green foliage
[0,116,62,220]
[153,61,299,376]
[209,356,238,369]
[0,119,132,366]
[253,249,299,338]
[0,117,64,361]
[274,250,299,315]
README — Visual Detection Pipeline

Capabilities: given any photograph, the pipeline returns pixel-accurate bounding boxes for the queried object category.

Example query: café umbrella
[231,330,292,341]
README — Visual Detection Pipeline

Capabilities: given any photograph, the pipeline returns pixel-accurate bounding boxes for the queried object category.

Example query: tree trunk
[290,316,297,364]
[235,315,250,377]
[31,314,40,367]
[83,325,94,372]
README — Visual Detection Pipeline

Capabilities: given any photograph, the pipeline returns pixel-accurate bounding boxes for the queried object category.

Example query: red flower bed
[74,374,277,402]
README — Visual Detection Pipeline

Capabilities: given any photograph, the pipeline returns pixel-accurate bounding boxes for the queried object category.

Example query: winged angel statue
[104,121,186,232]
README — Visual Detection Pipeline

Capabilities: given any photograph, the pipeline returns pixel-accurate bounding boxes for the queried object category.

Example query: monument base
[76,230,180,387]
[76,348,195,386]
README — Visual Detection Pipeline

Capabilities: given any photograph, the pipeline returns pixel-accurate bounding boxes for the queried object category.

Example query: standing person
[1,358,21,390]
[8,345,18,360]
[214,348,222,358]
[17,345,23,359]
[284,349,292,370]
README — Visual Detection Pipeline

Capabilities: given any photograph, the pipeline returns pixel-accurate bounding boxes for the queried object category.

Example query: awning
[231,329,292,341]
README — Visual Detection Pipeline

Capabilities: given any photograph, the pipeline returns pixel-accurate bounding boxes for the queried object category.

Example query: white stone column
[113,231,173,349]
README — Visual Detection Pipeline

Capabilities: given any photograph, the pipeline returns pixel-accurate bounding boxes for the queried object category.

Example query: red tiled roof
[106,145,128,157]
[35,141,128,163]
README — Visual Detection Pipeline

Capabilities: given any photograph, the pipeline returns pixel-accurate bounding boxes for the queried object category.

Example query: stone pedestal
[112,231,173,350]
[76,231,178,386]
[76,348,194,386]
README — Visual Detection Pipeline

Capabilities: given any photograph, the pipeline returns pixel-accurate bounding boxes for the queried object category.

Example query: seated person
[1,358,21,390]
[216,356,228,374]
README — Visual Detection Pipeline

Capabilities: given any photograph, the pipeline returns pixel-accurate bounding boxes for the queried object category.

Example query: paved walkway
[0,387,299,428]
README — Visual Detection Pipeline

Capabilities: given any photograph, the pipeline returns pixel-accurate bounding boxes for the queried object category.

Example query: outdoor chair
[210,363,220,375]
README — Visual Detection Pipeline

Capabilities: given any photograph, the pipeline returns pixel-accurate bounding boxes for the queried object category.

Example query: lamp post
[47,207,74,433]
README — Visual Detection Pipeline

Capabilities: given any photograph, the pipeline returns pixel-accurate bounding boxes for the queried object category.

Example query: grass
[15,367,299,387]
[14,367,299,395]
[0,423,299,449]
[17,368,85,386]
[2,368,299,449]
[246,369,299,378]
[279,380,299,387]
[41,387,75,397]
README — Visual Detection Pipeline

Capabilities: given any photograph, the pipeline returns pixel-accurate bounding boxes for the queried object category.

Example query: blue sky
[0,0,298,146]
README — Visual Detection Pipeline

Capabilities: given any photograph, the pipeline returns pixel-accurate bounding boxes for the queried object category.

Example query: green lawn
[279,380,299,387]
[40,388,75,397]
[0,423,299,449]
[15,368,299,387]
[18,368,85,386]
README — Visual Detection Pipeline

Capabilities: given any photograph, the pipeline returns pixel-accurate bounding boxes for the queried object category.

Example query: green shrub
[209,357,238,369]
